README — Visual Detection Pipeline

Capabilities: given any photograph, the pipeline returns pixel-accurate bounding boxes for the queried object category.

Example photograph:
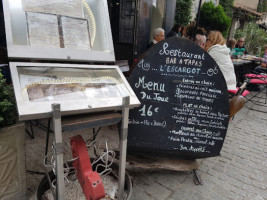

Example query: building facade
[108,0,176,67]
[228,0,263,39]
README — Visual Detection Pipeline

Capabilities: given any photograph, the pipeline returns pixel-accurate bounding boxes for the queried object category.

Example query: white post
[52,104,65,200]
[118,96,130,200]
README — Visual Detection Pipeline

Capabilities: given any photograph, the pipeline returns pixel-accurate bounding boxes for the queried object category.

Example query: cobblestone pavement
[27,105,267,200]
[129,107,267,200]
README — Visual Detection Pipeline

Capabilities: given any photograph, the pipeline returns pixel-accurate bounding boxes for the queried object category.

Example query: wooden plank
[61,112,122,132]
[126,155,199,171]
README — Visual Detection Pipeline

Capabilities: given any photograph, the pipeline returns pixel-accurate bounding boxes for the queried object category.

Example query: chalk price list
[128,39,229,158]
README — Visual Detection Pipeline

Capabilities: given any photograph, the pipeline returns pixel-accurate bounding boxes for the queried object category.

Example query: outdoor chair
[243,72,267,112]
[228,81,250,119]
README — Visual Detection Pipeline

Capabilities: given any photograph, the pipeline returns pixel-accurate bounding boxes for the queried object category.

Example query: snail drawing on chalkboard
[138,59,151,71]
[207,66,218,76]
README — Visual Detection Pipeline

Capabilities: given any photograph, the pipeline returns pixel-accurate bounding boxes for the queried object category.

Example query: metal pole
[118,96,130,200]
[52,104,65,200]
[194,0,203,41]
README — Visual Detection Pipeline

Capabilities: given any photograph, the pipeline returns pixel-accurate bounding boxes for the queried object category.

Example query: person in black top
[166,24,181,38]
[235,37,248,54]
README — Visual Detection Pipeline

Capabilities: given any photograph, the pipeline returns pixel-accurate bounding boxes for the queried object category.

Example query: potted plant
[0,69,26,200]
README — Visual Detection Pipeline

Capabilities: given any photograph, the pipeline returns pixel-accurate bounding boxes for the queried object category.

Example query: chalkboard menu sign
[127,37,230,159]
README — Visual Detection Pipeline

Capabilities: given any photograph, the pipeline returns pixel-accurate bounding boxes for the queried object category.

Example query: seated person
[195,34,206,49]
[235,37,248,55]
[166,24,181,38]
[205,31,237,91]
[181,26,187,38]
[227,39,236,56]
[255,44,267,73]
[186,26,206,41]
[147,28,165,49]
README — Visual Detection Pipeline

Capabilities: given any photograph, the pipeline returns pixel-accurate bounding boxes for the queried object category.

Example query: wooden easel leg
[193,169,202,185]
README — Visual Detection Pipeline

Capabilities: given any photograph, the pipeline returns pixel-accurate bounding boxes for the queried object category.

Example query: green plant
[175,0,192,26]
[199,1,231,37]
[219,0,234,18]
[234,22,267,55]
[0,69,17,129]
[257,0,267,13]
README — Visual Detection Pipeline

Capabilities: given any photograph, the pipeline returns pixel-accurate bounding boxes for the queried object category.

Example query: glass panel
[17,67,131,103]
[7,0,111,52]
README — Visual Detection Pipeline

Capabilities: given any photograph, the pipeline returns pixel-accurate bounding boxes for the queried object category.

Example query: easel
[50,96,130,200]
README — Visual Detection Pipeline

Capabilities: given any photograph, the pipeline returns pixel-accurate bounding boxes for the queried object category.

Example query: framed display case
[2,0,115,62]
[10,62,140,120]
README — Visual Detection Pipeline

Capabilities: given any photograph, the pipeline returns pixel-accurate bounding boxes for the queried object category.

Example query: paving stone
[148,170,187,191]
[234,156,248,165]
[250,173,264,182]
[230,193,246,200]
[252,180,267,190]
[212,164,226,173]
[222,152,235,160]
[249,156,262,164]
[169,187,195,200]
[243,193,265,200]
[209,191,230,200]
[228,186,246,197]
[198,165,209,173]
[207,168,221,178]
[242,183,258,192]
[225,168,240,180]
[248,162,262,170]
[190,192,207,200]
[130,186,155,200]
[238,175,252,185]
[131,172,173,200]
[218,157,231,164]
[179,175,214,196]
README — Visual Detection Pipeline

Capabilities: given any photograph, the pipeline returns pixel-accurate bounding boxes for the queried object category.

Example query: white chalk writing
[135,76,165,92]
[159,43,205,60]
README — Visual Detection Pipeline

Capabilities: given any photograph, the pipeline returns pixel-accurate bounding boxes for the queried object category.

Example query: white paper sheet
[61,17,91,50]
[27,12,60,48]
[22,0,84,18]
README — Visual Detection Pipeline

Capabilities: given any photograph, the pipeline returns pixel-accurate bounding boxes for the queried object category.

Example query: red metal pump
[70,135,105,200]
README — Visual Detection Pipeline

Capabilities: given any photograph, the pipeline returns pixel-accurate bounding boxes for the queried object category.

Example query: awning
[234,4,263,18]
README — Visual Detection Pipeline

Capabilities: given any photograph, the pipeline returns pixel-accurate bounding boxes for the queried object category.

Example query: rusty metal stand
[49,96,130,200]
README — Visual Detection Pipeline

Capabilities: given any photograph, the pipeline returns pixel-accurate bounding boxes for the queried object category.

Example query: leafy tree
[0,70,17,129]
[219,0,234,18]
[175,0,192,26]
[258,0,267,13]
[199,1,231,37]
[234,22,267,55]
